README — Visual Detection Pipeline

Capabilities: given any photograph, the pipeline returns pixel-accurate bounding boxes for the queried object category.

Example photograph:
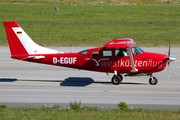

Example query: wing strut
[127,48,138,72]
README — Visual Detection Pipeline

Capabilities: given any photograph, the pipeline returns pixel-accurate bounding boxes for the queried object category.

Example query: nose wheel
[149,75,158,85]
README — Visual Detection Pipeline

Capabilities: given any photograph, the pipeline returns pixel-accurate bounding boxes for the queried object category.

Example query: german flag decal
[17,31,22,35]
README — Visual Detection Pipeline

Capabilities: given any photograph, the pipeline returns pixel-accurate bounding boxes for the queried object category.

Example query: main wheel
[111,75,122,85]
[149,77,158,85]
[117,74,123,81]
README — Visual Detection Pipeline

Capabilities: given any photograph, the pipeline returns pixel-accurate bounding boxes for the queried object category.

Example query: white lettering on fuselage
[53,57,77,64]
[101,59,163,68]
[86,58,163,68]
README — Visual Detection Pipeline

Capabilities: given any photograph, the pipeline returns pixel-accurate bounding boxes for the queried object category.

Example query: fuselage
[21,46,168,75]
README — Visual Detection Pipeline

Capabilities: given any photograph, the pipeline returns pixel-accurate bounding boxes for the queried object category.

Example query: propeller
[168,45,170,78]
[166,44,176,78]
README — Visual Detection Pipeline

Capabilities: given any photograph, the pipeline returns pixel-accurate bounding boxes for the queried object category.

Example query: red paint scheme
[22,48,167,74]
[3,21,173,85]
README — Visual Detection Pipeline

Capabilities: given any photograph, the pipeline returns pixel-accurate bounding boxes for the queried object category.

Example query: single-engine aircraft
[3,21,176,85]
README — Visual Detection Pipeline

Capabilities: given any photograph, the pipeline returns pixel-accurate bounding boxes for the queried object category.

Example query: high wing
[103,38,135,48]
[104,38,138,73]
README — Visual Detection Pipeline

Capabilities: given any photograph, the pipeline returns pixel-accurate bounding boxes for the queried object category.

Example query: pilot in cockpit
[115,49,127,57]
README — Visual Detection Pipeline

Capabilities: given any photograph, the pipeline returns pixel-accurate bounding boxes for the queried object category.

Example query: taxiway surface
[0,47,180,109]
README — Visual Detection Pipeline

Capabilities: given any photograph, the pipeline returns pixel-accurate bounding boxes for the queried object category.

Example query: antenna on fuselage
[107,36,112,41]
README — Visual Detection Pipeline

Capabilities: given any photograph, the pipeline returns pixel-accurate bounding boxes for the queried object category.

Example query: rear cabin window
[103,51,112,57]
[92,51,99,57]
[79,50,88,55]
[115,50,127,57]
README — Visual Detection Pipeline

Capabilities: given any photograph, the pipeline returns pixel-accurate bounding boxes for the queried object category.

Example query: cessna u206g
[3,21,176,85]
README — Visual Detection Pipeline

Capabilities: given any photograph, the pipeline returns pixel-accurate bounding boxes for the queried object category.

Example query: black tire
[112,75,121,85]
[149,77,158,85]
[117,74,123,81]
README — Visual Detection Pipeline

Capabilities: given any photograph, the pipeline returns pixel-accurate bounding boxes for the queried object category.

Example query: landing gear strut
[111,74,123,85]
[149,75,158,85]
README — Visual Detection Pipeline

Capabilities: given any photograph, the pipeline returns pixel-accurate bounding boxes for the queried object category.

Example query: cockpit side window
[103,50,112,57]
[79,50,88,55]
[115,49,127,57]
[92,51,99,57]
[132,46,144,56]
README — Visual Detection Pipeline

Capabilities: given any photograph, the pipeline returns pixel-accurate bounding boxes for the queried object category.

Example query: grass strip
[0,105,180,120]
[0,1,180,47]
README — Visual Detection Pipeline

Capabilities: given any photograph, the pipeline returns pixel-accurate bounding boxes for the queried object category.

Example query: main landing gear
[111,74,123,85]
[111,73,158,85]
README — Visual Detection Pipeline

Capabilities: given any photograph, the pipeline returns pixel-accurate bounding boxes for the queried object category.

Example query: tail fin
[3,21,63,58]
[3,21,28,56]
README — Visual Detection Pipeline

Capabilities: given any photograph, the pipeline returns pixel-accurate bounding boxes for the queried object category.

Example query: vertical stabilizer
[3,21,28,56]
[3,21,63,58]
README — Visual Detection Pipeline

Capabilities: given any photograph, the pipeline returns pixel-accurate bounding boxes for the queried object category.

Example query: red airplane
[3,21,176,85]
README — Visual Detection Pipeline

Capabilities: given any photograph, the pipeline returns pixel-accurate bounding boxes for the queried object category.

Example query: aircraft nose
[167,56,176,62]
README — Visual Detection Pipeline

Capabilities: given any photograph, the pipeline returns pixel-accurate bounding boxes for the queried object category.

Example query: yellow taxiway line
[0,89,180,94]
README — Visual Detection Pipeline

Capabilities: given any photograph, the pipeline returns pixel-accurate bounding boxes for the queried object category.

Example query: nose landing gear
[149,75,158,85]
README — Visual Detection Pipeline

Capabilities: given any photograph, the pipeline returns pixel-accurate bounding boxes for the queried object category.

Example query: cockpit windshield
[132,46,144,56]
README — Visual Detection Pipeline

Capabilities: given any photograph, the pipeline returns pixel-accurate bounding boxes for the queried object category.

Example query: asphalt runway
[0,47,180,110]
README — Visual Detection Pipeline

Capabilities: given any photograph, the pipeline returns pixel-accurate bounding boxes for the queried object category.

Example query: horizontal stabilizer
[20,56,45,60]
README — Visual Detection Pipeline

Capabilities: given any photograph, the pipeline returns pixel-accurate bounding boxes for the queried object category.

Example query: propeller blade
[166,44,176,79]
[168,62,170,79]
[167,44,170,79]
[168,44,170,57]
